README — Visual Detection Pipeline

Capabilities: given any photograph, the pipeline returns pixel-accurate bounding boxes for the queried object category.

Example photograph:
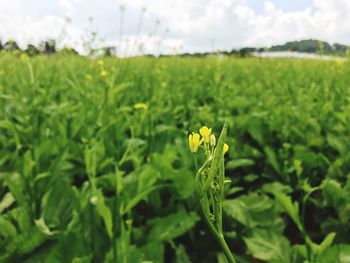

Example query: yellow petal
[199,126,212,143]
[223,143,229,154]
[134,103,148,110]
[100,70,108,77]
[189,132,201,153]
[188,134,194,153]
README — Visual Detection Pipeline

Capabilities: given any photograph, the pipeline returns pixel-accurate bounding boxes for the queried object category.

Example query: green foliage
[0,54,350,262]
[243,229,291,262]
[269,39,348,56]
[146,211,199,242]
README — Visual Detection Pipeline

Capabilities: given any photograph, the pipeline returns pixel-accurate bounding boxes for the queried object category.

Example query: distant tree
[40,39,56,55]
[4,40,20,51]
[103,47,116,57]
[59,46,79,55]
[228,49,239,56]
[25,44,40,56]
[221,50,230,56]
[332,43,347,54]
[269,39,336,54]
[239,48,256,57]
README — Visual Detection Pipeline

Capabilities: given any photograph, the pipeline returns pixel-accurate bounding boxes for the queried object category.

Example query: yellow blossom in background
[85,74,93,81]
[189,133,201,153]
[223,143,229,154]
[134,103,148,110]
[335,59,345,65]
[20,53,29,60]
[97,60,104,67]
[100,70,108,77]
[199,126,212,143]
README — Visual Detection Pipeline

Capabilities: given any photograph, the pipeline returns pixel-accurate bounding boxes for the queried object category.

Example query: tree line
[1,38,348,57]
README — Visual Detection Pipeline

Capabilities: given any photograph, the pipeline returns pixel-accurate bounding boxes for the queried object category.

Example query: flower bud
[223,143,229,154]
[188,132,201,153]
[210,134,216,147]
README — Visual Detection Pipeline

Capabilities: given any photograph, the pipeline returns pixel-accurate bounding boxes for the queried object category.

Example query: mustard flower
[100,70,108,77]
[134,103,148,110]
[199,126,212,143]
[189,133,201,153]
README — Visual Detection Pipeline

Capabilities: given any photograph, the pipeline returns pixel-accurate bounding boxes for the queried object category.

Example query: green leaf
[0,216,17,238]
[264,146,281,175]
[174,244,192,263]
[41,179,75,230]
[92,189,113,239]
[243,229,291,262]
[268,189,302,231]
[34,217,58,236]
[140,242,164,263]
[204,122,227,190]
[327,133,346,154]
[224,193,282,229]
[317,232,336,255]
[23,150,35,178]
[316,244,350,263]
[151,145,195,198]
[147,211,199,242]
[247,117,265,145]
[137,165,160,194]
[226,159,255,170]
[122,185,161,215]
[3,172,27,208]
[321,179,349,210]
[0,192,15,214]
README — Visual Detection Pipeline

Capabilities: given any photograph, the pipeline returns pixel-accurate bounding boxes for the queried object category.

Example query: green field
[1,54,350,262]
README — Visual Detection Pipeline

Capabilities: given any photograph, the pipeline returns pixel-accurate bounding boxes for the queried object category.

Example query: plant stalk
[198,197,236,263]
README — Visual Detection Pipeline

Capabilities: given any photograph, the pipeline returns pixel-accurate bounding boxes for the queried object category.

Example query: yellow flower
[97,60,104,67]
[100,70,108,77]
[199,126,212,143]
[134,103,148,110]
[223,143,229,154]
[20,53,29,60]
[189,132,201,153]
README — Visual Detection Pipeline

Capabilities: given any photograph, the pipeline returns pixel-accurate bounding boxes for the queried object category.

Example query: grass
[0,53,350,262]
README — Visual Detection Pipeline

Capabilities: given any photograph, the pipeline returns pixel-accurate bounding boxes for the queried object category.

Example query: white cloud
[0,0,87,52]
[124,0,350,51]
[0,0,349,54]
[243,0,350,47]
[59,0,81,13]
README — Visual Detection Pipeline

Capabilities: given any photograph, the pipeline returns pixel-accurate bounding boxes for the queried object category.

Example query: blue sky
[0,0,349,55]
[247,0,313,13]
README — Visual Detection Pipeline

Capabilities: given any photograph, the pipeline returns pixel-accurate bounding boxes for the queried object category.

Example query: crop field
[0,54,350,262]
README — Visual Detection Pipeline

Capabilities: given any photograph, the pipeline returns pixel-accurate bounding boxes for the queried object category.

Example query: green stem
[193,154,199,173]
[198,198,236,263]
[216,233,236,263]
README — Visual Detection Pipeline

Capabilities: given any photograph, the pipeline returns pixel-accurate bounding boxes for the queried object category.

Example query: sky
[0,0,349,55]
